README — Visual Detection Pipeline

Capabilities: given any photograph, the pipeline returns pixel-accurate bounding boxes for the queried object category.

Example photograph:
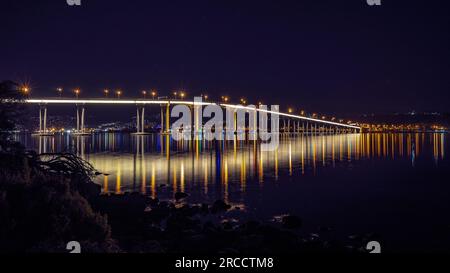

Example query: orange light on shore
[21,86,30,94]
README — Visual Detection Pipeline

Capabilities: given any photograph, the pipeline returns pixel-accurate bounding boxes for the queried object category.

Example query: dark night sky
[1,0,450,117]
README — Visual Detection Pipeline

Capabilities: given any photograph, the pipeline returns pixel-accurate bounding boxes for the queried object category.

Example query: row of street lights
[54,88,214,101]
[19,85,343,123]
[23,85,237,104]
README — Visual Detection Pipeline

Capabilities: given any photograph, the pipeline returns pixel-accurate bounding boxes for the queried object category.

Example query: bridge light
[151,90,157,99]
[20,85,30,92]
[300,110,305,116]
[116,90,122,99]
[56,87,63,97]
[222,96,229,102]
[20,85,30,96]
[288,108,293,114]
[104,89,109,97]
[142,90,147,99]
[180,92,185,99]
[74,89,80,98]
[203,94,208,101]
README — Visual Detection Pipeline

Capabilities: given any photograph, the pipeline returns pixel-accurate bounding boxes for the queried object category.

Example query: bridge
[25,98,361,136]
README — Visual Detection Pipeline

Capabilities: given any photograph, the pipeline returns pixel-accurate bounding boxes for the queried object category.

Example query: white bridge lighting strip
[25,99,361,130]
[221,103,361,130]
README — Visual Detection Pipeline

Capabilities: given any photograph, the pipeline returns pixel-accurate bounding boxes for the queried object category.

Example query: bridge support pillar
[193,100,202,137]
[38,106,48,134]
[160,106,164,133]
[166,103,170,134]
[135,106,145,134]
[160,103,170,134]
[76,106,86,134]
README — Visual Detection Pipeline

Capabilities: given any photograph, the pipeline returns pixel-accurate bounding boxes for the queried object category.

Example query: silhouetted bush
[0,80,119,253]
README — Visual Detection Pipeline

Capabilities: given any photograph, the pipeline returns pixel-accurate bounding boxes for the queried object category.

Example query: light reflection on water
[15,133,447,201]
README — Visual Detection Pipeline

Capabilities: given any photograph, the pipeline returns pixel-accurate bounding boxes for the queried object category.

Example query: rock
[148,197,159,207]
[203,221,218,234]
[175,192,189,201]
[211,200,231,213]
[348,234,363,241]
[201,203,209,214]
[166,214,199,233]
[282,215,302,229]
[241,220,260,233]
[318,226,333,232]
[222,221,233,230]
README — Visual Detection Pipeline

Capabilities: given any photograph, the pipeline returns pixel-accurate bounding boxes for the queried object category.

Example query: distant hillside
[354,112,450,126]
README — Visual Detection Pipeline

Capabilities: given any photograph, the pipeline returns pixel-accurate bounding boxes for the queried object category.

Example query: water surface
[15,132,450,252]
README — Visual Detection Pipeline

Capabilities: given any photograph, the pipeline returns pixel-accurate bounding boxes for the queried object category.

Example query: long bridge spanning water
[25,98,361,136]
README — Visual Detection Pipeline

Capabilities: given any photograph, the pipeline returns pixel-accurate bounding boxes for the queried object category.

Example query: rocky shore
[90,192,378,253]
